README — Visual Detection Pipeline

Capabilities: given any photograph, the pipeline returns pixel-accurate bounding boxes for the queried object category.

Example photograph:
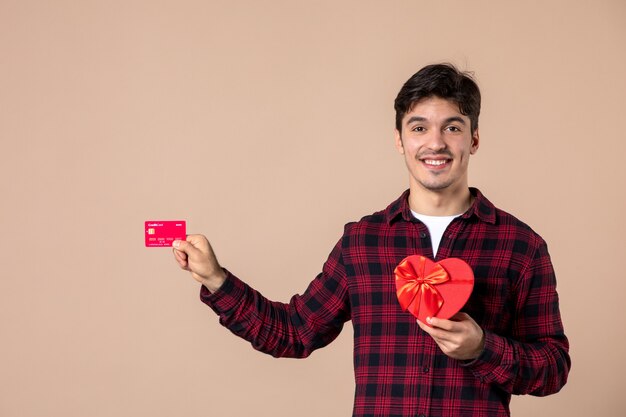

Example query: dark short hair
[394,63,481,132]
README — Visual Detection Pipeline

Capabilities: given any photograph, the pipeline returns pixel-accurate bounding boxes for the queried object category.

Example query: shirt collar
[384,187,496,225]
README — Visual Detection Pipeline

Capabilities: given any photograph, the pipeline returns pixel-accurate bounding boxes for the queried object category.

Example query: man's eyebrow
[443,116,466,125]
[405,116,427,125]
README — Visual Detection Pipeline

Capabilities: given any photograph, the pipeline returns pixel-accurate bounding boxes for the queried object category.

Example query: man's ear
[394,129,404,155]
[470,128,480,154]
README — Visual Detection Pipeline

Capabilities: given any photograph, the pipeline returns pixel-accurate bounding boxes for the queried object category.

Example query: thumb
[173,234,210,257]
[172,239,199,256]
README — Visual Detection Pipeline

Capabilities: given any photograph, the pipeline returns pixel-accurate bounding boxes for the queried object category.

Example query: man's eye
[412,126,425,132]
[446,126,461,132]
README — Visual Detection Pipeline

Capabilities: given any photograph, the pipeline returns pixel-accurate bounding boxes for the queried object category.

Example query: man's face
[394,96,479,194]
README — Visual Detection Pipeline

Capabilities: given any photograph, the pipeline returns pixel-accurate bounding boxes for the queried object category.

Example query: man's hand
[417,312,485,360]
[172,234,227,293]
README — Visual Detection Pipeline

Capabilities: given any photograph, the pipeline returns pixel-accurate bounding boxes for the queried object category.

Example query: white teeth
[424,159,447,166]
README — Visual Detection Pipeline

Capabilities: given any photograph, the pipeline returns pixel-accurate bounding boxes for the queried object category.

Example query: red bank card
[145,220,186,247]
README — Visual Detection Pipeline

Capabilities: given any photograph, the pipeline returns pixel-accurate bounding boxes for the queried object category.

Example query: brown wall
[1,1,625,416]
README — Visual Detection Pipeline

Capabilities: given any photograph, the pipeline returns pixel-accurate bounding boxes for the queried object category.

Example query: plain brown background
[1,1,625,416]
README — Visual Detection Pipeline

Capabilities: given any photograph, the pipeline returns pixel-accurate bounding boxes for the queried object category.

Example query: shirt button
[419,232,427,238]
[423,366,429,373]
[418,414,426,417]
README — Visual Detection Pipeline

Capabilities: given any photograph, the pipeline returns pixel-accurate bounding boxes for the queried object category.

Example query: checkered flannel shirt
[201,188,570,417]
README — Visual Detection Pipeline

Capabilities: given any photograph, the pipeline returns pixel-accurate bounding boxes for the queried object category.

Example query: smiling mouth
[421,158,451,167]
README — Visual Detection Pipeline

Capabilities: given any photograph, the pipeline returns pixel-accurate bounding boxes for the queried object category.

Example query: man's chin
[419,181,453,191]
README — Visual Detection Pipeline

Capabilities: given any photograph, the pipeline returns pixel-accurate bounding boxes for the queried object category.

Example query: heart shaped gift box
[394,255,474,323]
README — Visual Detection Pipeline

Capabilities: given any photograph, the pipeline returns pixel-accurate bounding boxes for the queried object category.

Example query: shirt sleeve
[462,239,571,396]
[198,236,351,358]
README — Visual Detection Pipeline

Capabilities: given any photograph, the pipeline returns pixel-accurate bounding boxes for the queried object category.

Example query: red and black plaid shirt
[201,188,570,417]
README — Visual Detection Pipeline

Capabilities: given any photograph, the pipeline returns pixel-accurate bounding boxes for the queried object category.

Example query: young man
[172,64,570,417]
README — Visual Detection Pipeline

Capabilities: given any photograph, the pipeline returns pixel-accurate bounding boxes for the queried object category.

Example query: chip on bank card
[145,220,186,247]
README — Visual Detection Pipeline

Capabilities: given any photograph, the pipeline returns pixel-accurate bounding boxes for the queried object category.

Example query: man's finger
[417,319,448,341]
[173,248,188,267]
[173,246,188,260]
[426,316,457,332]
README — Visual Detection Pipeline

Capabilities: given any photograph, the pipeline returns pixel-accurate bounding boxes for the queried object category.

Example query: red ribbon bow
[394,255,449,319]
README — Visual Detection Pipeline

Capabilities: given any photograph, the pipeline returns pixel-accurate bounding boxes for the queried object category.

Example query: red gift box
[394,255,474,323]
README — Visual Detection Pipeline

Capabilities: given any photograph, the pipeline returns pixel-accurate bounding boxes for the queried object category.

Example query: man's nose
[424,130,447,151]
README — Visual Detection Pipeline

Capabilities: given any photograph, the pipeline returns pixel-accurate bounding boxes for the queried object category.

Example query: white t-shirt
[411,210,461,257]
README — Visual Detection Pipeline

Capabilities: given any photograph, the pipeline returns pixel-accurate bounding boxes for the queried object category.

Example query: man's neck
[408,185,473,216]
